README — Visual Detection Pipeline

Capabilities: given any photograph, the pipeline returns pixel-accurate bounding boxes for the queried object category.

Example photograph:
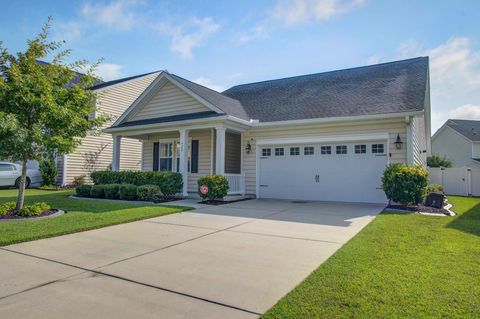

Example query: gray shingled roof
[446,119,480,141]
[116,111,221,128]
[222,57,429,122]
[169,73,249,120]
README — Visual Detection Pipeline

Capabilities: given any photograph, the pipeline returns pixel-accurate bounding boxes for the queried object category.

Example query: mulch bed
[386,204,450,215]
[198,198,253,205]
[153,197,183,203]
[0,208,62,220]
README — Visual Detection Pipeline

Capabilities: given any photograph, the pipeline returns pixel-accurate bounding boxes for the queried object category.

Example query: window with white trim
[336,145,347,154]
[262,148,271,157]
[372,144,385,154]
[320,146,331,155]
[275,147,284,156]
[304,146,314,155]
[355,144,366,154]
[159,143,173,171]
[290,147,300,156]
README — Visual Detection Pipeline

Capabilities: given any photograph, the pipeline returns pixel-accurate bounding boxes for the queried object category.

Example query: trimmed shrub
[197,174,229,201]
[104,184,121,199]
[90,171,182,196]
[119,184,138,200]
[90,185,106,198]
[382,164,429,206]
[75,185,92,197]
[0,202,16,216]
[18,202,50,217]
[427,154,452,168]
[137,184,161,201]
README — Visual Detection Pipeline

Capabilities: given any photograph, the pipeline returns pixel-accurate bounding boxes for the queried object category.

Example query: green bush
[382,164,429,206]
[90,171,182,196]
[39,156,58,186]
[90,185,105,198]
[137,184,161,201]
[119,184,138,200]
[197,174,229,200]
[75,185,92,197]
[18,202,50,217]
[0,202,16,216]
[104,184,121,199]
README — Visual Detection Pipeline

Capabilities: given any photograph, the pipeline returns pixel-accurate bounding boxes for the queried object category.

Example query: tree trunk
[15,157,28,211]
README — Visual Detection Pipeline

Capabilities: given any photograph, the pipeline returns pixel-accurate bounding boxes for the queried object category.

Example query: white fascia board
[111,72,165,127]
[91,72,161,93]
[256,133,389,146]
[251,111,424,127]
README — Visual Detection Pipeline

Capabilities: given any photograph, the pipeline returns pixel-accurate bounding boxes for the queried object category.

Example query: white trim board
[256,133,390,146]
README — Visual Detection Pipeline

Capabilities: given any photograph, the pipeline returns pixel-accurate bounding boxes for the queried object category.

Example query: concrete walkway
[0,199,384,318]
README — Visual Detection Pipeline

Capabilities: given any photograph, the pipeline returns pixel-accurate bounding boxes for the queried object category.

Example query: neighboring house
[57,71,161,185]
[431,119,480,168]
[103,57,431,204]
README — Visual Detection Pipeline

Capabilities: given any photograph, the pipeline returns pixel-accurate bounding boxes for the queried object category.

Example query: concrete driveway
[0,199,384,318]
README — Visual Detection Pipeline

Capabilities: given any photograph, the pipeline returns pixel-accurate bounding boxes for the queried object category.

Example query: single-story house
[103,57,431,204]
[57,71,160,185]
[432,119,480,168]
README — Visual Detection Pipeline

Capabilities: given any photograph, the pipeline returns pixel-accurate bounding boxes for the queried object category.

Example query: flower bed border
[0,209,65,222]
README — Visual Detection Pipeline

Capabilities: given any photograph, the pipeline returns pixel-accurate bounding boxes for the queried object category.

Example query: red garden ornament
[200,184,209,195]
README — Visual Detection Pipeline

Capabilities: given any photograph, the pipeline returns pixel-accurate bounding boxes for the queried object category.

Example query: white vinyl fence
[428,167,480,196]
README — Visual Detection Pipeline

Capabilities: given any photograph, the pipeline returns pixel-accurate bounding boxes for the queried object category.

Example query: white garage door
[258,141,388,203]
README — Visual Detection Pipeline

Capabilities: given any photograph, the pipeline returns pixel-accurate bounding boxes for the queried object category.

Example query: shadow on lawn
[447,201,480,236]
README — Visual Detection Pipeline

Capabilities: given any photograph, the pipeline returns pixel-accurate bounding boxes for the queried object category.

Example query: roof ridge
[169,73,239,102]
[224,56,428,91]
[89,70,162,90]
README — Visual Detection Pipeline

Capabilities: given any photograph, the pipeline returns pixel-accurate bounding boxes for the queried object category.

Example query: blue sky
[1,0,480,131]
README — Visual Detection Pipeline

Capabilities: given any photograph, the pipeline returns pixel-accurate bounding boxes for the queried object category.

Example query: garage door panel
[259,142,388,203]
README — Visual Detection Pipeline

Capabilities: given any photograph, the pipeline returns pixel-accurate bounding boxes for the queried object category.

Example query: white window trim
[159,138,193,172]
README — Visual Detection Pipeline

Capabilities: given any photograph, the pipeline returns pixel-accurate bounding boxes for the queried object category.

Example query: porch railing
[224,173,245,195]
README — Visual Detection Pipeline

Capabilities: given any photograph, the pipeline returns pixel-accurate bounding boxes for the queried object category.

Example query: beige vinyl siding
[412,115,427,166]
[141,129,213,193]
[126,81,210,122]
[225,132,241,174]
[64,73,158,183]
[241,119,408,195]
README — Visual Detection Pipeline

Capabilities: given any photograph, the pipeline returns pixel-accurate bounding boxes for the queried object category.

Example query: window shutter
[153,142,159,171]
[191,140,199,173]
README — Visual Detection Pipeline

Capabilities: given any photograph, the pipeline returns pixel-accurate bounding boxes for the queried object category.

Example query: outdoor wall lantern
[394,134,403,150]
[245,139,253,154]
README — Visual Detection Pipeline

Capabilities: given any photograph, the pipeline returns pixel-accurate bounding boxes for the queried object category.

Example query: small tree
[427,154,452,168]
[39,155,58,186]
[197,174,229,201]
[0,17,106,210]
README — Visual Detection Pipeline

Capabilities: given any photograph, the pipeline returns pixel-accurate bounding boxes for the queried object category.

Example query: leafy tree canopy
[0,17,107,209]
[427,154,453,168]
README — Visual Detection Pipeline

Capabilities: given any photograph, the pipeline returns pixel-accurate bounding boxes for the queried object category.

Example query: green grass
[263,196,480,319]
[0,188,190,246]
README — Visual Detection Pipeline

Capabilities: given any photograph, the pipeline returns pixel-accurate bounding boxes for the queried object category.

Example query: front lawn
[0,189,190,246]
[263,196,480,319]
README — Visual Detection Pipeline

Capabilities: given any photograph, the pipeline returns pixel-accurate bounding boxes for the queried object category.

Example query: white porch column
[179,129,189,197]
[112,135,122,171]
[215,127,226,175]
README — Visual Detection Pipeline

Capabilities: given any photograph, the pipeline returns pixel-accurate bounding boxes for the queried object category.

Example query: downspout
[406,116,413,165]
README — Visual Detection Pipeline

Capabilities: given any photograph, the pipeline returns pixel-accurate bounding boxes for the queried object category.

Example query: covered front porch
[110,124,248,197]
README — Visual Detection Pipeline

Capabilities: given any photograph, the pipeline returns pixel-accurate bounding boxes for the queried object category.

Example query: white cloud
[270,0,366,26]
[193,77,226,92]
[81,0,141,30]
[237,25,270,45]
[157,17,220,59]
[368,37,480,132]
[94,63,125,81]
